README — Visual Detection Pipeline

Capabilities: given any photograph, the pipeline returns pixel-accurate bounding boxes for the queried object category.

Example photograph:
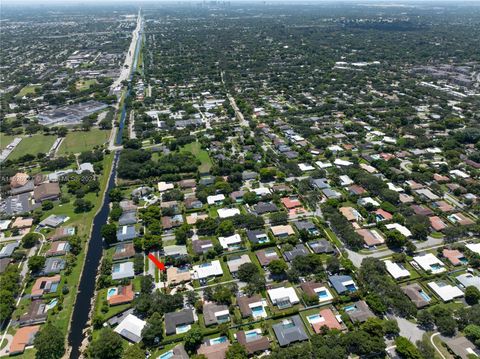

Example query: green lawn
[8,134,57,160]
[0,133,15,150]
[58,129,110,155]
[181,141,213,173]
[16,85,39,98]
[76,79,98,91]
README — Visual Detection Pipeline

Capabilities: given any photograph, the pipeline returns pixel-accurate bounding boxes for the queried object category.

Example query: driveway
[0,334,13,357]
[390,315,426,343]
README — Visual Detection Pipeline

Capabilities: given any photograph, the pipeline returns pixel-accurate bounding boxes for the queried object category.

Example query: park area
[181,141,213,173]
[75,79,98,91]
[57,129,110,155]
[8,134,57,160]
[16,84,40,98]
[0,133,15,150]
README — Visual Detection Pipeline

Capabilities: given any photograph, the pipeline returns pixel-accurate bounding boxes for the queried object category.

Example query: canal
[68,152,119,358]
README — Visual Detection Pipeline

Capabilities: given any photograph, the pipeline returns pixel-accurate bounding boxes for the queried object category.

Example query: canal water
[68,152,119,358]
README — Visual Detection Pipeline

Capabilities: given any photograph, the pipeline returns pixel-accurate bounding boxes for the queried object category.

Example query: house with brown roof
[356,228,385,247]
[300,281,334,303]
[442,249,466,266]
[237,294,267,318]
[281,197,301,209]
[11,217,33,229]
[401,283,431,308]
[33,182,61,202]
[430,216,448,232]
[255,248,279,267]
[45,241,70,257]
[339,207,363,222]
[375,209,393,222]
[19,300,48,327]
[197,339,230,359]
[433,200,455,213]
[49,226,75,241]
[167,266,192,285]
[107,284,135,306]
[112,243,136,261]
[9,325,40,355]
[448,213,475,226]
[271,224,295,238]
[309,308,342,333]
[348,185,366,196]
[31,275,61,298]
[236,330,270,354]
[10,173,29,188]
[411,204,433,216]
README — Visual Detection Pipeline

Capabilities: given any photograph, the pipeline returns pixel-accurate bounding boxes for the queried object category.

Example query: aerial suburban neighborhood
[0,1,479,359]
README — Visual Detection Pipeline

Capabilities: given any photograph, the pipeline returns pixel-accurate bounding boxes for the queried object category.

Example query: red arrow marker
[148,253,165,271]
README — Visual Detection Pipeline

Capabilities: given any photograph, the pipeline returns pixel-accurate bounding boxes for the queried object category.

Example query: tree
[465,286,480,305]
[243,191,258,205]
[326,256,340,273]
[22,232,39,248]
[237,263,259,282]
[216,220,235,236]
[184,325,203,353]
[225,343,248,359]
[416,310,434,330]
[142,312,164,347]
[122,344,145,359]
[74,198,93,213]
[416,338,435,359]
[28,255,45,273]
[42,200,54,210]
[394,336,423,359]
[34,323,65,359]
[88,328,124,359]
[101,223,117,245]
[268,259,288,276]
[109,188,123,202]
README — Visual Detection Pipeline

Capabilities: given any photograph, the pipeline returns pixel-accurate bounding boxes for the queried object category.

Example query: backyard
[58,129,110,155]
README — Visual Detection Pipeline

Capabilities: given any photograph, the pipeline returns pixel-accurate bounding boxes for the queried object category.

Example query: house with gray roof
[40,214,67,228]
[116,225,137,242]
[165,309,195,335]
[345,300,375,323]
[118,212,137,226]
[19,300,48,327]
[246,230,269,245]
[328,275,357,294]
[164,245,188,258]
[311,178,330,190]
[112,261,135,280]
[0,242,19,258]
[203,303,230,327]
[322,188,342,199]
[456,273,480,291]
[282,244,309,262]
[293,220,318,235]
[41,257,66,275]
[308,239,335,254]
[254,202,279,215]
[272,315,308,347]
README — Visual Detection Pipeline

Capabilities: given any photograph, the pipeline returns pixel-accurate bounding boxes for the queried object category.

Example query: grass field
[58,129,110,155]
[8,134,57,160]
[181,141,212,173]
[16,85,39,98]
[0,133,15,150]
[76,79,98,91]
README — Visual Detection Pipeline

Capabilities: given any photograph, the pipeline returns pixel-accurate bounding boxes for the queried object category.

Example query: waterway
[68,152,119,358]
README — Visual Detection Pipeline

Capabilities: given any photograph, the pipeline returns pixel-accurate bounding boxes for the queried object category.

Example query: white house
[385,223,412,237]
[384,260,410,280]
[428,282,464,302]
[339,175,354,187]
[413,253,445,274]
[218,233,242,250]
[207,194,225,205]
[334,158,353,167]
[192,260,223,280]
[298,163,315,172]
[268,287,300,308]
[114,314,146,343]
[466,243,480,255]
[217,208,240,219]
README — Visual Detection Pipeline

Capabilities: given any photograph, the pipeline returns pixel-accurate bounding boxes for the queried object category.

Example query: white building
[384,260,410,280]
[385,223,412,237]
[339,175,354,187]
[466,243,480,255]
[334,158,353,167]
[114,314,146,343]
[158,181,174,192]
[192,260,223,280]
[218,233,242,250]
[207,194,225,205]
[217,208,240,219]
[268,287,300,308]
[428,282,464,302]
[298,163,315,172]
[413,253,445,274]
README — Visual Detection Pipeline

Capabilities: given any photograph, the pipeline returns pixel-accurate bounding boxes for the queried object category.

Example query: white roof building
[158,181,174,192]
[339,175,354,187]
[252,187,271,196]
[315,161,332,169]
[449,169,469,179]
[428,282,464,302]
[387,182,404,192]
[384,260,410,280]
[456,273,480,291]
[334,158,353,167]
[466,243,480,255]
[298,163,315,172]
[217,208,240,219]
[192,260,223,279]
[358,197,380,207]
[218,233,242,250]
[114,314,146,343]
[268,287,299,306]
[385,223,412,237]
[413,253,445,274]
[207,194,225,205]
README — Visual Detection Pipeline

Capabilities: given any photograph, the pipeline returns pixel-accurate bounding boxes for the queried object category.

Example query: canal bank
[67,152,119,358]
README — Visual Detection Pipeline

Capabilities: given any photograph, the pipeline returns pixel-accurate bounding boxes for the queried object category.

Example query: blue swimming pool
[419,291,431,301]
[210,336,227,345]
[107,288,117,298]
[430,263,442,270]
[245,331,259,340]
[307,314,321,323]
[251,306,265,317]
[317,290,329,299]
[344,305,356,312]
[159,350,173,359]
[346,284,357,292]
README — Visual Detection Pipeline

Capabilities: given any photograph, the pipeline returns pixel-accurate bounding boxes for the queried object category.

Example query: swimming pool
[430,263,443,271]
[158,350,173,359]
[245,330,259,340]
[45,298,58,311]
[419,290,431,302]
[344,305,356,312]
[176,324,191,334]
[251,306,266,318]
[345,283,357,292]
[307,314,322,324]
[281,319,295,329]
[112,264,121,273]
[210,336,227,345]
[107,288,118,299]
[317,290,330,299]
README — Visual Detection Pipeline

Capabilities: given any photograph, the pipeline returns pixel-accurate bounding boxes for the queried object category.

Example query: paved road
[0,334,13,357]
[431,333,447,359]
[391,315,426,343]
